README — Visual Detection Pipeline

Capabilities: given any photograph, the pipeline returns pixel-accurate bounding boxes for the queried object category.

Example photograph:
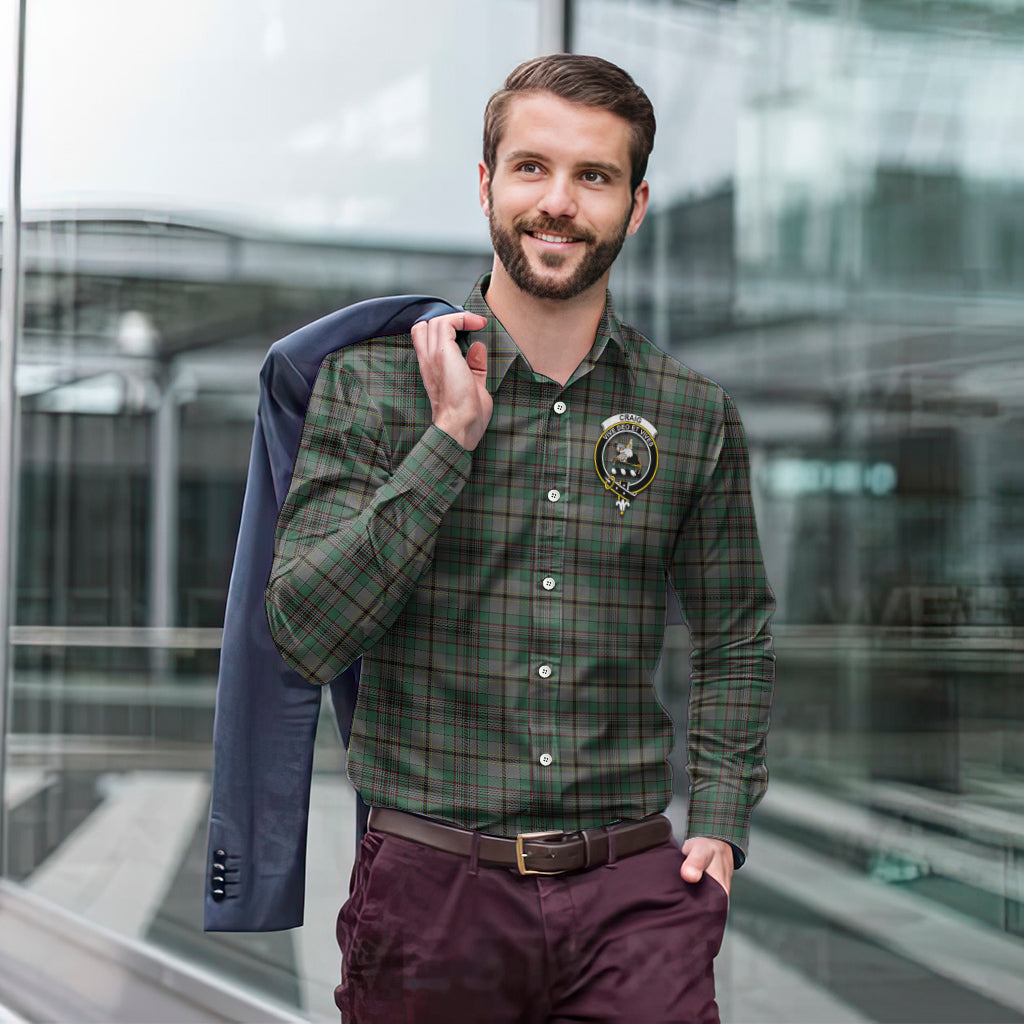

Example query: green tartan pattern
[266,275,775,857]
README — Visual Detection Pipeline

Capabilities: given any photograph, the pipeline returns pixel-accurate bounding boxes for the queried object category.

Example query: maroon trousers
[335,828,729,1023]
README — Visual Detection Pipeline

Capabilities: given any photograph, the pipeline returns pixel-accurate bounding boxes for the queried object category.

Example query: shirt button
[547,489,560,502]
[542,577,556,591]
[553,401,567,415]
[539,753,553,767]
[538,664,552,679]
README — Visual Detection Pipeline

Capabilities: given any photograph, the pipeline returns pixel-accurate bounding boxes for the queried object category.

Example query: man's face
[480,92,649,301]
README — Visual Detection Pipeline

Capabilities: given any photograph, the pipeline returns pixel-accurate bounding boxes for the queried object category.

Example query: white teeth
[533,232,575,244]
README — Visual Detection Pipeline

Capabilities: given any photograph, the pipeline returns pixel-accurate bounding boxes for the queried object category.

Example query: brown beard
[487,186,631,300]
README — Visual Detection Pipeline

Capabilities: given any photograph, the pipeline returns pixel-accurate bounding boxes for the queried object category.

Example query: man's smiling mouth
[529,231,580,244]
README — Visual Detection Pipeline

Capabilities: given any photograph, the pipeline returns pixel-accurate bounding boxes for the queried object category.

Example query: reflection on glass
[579,0,1024,1021]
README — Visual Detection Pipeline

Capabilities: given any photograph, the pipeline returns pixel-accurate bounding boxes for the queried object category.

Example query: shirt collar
[461,273,636,394]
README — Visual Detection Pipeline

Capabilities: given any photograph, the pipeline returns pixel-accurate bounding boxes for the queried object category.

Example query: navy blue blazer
[204,294,459,932]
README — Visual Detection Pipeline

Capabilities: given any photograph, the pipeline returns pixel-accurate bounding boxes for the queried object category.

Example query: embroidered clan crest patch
[594,413,659,515]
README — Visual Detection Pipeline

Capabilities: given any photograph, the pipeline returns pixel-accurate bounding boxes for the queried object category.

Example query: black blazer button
[214,849,226,859]
[213,862,226,873]
[211,888,226,902]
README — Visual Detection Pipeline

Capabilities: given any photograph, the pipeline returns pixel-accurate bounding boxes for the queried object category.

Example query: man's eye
[582,171,607,184]
[518,162,541,174]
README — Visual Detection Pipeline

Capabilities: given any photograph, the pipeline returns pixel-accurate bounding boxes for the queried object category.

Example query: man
[266,54,774,1023]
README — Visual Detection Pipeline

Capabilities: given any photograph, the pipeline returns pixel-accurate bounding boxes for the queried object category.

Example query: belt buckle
[515,830,565,876]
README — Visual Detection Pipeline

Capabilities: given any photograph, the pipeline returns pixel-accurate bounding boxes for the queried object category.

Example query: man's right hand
[411,311,491,451]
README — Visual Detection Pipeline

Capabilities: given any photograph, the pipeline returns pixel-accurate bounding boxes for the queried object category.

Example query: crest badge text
[593,413,659,515]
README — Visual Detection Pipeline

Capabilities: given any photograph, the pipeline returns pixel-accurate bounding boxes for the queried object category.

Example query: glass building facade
[1,1,1023,1020]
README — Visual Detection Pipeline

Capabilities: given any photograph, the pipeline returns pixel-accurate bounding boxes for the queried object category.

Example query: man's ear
[479,162,492,216]
[626,180,650,237]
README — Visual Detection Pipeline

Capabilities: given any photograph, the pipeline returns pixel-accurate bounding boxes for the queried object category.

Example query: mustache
[513,216,595,245]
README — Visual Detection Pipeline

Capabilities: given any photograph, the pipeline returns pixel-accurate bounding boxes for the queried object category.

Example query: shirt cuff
[685,785,753,868]
[387,422,473,518]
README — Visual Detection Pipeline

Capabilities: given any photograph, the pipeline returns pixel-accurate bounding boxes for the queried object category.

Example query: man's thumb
[466,340,488,376]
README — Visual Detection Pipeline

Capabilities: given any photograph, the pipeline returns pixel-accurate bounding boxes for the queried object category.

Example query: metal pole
[0,0,28,878]
[537,0,570,53]
[149,364,178,676]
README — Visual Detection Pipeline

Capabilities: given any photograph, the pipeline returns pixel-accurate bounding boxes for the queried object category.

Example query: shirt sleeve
[266,356,471,685]
[670,389,776,865]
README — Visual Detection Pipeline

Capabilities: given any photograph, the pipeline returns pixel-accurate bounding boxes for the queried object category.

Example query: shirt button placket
[530,391,568,795]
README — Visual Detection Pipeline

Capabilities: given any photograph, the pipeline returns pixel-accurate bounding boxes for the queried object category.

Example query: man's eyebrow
[503,150,548,166]
[503,150,626,180]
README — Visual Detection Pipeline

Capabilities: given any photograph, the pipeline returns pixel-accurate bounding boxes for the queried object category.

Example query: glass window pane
[10,2,540,1019]
[575,1,1024,1021]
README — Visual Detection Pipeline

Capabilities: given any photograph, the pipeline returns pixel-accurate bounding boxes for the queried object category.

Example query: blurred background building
[1,0,1023,1021]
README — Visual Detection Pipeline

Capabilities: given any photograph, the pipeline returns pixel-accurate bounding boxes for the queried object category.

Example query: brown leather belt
[368,807,672,876]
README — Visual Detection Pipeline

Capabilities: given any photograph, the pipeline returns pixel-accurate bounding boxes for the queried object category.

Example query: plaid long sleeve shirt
[266,275,775,860]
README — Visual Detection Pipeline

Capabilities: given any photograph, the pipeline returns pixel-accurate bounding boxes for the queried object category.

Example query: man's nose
[536,175,578,220]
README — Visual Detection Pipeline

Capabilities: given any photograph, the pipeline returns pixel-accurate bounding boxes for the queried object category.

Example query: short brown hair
[483,54,656,193]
